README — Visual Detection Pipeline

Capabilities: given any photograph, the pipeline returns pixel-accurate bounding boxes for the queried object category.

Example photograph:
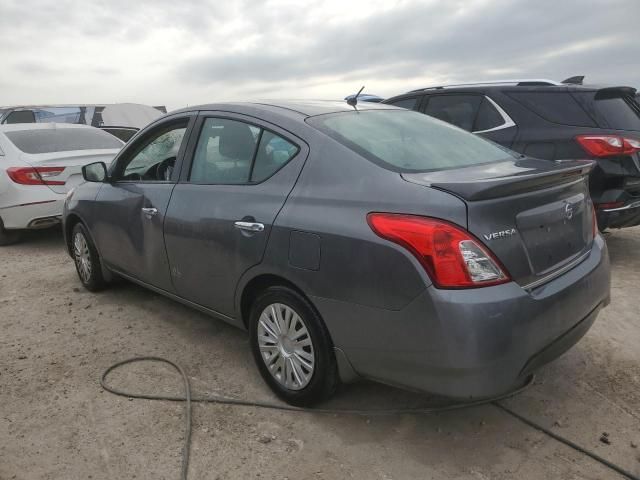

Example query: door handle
[142,207,158,218]
[234,221,264,232]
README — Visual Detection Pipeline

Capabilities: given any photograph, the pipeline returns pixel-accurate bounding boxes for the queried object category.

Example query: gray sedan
[63,101,610,406]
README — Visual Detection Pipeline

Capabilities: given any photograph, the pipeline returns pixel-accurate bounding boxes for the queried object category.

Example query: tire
[71,223,106,292]
[0,218,21,246]
[249,286,338,407]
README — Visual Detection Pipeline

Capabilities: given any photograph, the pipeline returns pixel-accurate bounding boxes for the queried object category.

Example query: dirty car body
[63,101,611,403]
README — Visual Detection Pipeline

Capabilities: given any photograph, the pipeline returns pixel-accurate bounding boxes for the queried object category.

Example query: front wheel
[249,286,338,407]
[71,223,106,291]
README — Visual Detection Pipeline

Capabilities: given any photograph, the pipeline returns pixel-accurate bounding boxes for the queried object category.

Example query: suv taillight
[576,135,640,157]
[367,213,510,289]
[6,167,66,185]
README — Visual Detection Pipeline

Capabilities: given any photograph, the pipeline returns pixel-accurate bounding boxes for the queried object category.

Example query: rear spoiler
[594,86,637,99]
[403,160,594,201]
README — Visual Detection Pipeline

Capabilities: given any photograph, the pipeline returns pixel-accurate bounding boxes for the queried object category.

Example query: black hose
[101,357,639,480]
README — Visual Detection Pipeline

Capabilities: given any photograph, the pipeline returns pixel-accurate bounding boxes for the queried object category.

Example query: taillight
[6,167,66,185]
[367,213,510,289]
[576,135,640,157]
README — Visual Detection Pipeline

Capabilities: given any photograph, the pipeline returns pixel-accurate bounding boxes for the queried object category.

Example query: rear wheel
[0,218,21,246]
[249,286,338,407]
[71,223,106,291]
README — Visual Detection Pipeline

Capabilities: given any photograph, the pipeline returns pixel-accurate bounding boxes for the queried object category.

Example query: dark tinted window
[190,118,259,184]
[5,110,36,124]
[251,130,299,182]
[5,127,123,154]
[474,98,505,131]
[593,95,640,131]
[308,110,513,172]
[506,91,596,127]
[423,95,482,131]
[387,97,418,110]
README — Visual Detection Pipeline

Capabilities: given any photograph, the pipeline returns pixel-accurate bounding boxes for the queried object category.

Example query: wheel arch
[238,273,312,330]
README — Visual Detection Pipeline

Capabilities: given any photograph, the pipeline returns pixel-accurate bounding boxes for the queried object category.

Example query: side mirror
[82,162,108,182]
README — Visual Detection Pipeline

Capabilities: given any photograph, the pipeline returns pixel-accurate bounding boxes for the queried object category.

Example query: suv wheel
[249,286,338,407]
[71,223,106,291]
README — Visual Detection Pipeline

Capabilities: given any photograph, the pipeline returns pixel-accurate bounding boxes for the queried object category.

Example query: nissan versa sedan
[63,101,611,406]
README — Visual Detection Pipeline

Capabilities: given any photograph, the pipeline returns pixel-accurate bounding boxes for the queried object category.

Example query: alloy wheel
[73,231,92,283]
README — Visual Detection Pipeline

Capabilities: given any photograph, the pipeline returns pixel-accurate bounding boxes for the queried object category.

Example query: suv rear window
[593,95,640,131]
[5,127,123,154]
[308,110,514,172]
[506,91,596,127]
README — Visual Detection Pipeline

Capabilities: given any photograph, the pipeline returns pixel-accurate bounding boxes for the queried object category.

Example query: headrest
[219,122,256,159]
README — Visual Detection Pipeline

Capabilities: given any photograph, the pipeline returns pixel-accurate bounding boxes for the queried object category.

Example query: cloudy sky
[1,0,638,110]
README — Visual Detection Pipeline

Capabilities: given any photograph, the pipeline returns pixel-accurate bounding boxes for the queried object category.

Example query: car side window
[251,130,299,182]
[387,97,418,110]
[423,95,482,131]
[114,121,187,182]
[5,110,36,124]
[189,117,298,184]
[473,98,505,132]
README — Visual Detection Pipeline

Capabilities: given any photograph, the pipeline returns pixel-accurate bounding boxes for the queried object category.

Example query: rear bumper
[314,235,610,399]
[0,197,64,230]
[597,199,640,229]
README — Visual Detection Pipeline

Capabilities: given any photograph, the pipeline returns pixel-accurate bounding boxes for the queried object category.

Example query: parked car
[63,101,610,406]
[382,78,640,230]
[0,123,123,245]
[0,103,165,142]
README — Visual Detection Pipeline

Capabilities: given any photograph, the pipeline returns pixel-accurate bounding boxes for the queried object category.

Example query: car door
[92,113,195,291]
[163,113,308,318]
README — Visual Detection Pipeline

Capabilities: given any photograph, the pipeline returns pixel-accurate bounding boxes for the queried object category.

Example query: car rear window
[593,95,640,131]
[506,91,596,127]
[4,127,123,154]
[307,110,514,172]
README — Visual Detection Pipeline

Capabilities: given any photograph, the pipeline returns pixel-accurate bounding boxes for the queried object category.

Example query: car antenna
[347,86,365,108]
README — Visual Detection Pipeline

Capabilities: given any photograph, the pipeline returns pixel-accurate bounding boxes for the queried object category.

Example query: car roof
[172,100,400,119]
[387,82,636,100]
[0,123,99,133]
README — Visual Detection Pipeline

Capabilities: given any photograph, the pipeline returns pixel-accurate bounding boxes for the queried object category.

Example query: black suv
[383,78,640,230]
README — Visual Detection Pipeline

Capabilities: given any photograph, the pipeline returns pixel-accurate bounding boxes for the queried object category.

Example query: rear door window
[423,95,482,131]
[506,91,596,127]
[189,117,299,184]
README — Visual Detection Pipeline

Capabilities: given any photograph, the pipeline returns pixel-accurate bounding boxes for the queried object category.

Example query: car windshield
[4,127,123,154]
[308,110,514,172]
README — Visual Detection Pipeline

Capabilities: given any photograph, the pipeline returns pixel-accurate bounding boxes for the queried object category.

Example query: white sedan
[0,123,123,245]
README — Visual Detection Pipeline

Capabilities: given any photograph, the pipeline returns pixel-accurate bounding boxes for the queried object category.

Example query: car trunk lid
[402,158,596,286]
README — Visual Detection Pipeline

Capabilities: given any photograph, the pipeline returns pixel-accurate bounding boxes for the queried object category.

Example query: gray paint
[63,101,611,399]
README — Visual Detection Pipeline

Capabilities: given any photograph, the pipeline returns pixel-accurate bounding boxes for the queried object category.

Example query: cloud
[0,0,638,109]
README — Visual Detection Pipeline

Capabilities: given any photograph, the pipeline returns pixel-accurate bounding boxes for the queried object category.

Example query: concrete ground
[1,227,639,480]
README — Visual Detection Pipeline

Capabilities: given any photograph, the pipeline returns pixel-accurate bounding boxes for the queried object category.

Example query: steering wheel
[153,157,176,181]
